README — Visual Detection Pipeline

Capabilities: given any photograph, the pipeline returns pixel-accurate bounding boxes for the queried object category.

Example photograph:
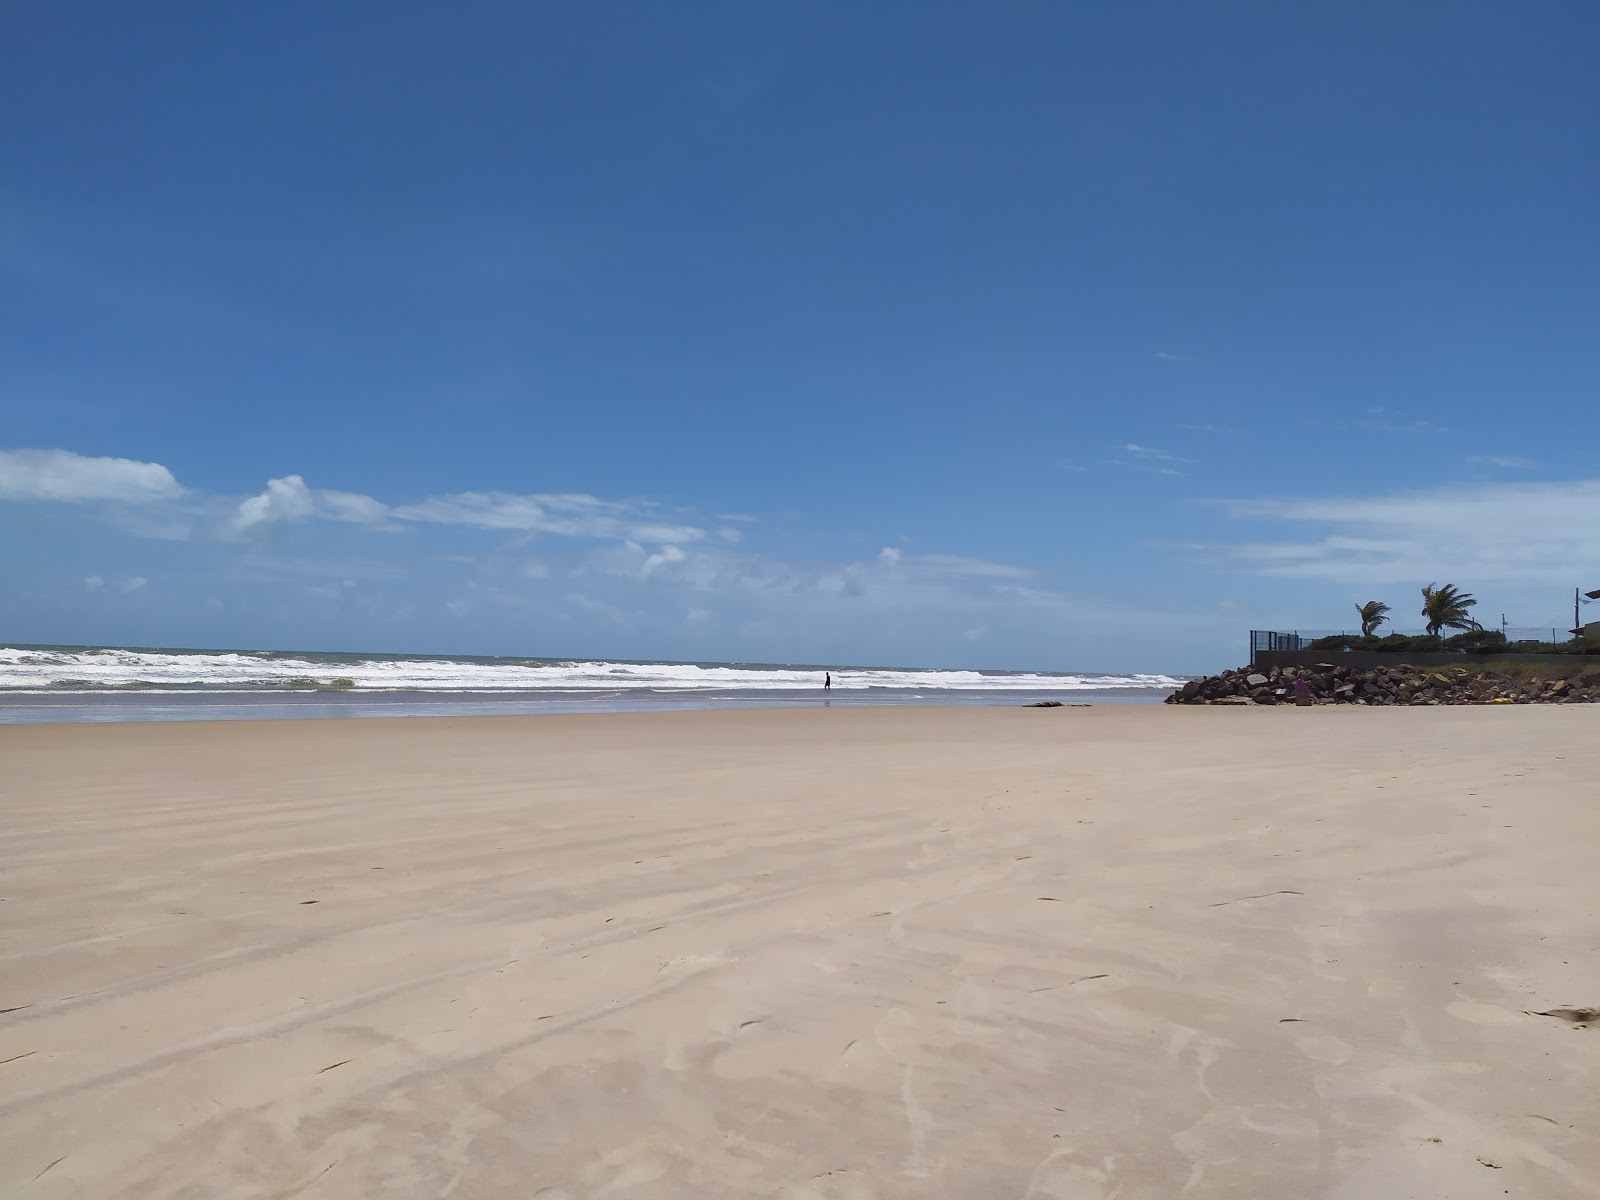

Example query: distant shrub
[1368,633,1436,653]
[1304,634,1360,654]
[1443,629,1507,653]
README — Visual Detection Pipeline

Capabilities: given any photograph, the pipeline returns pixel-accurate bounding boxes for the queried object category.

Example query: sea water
[0,644,1184,724]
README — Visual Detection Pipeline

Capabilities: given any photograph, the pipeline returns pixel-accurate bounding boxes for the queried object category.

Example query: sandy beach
[2,705,1597,1198]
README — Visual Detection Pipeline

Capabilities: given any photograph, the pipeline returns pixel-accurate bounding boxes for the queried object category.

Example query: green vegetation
[1420,583,1478,641]
[1355,600,1391,637]
[1304,629,1594,656]
[1296,583,1597,657]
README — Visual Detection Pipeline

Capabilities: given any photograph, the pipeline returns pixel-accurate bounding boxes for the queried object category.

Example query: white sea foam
[0,646,1183,694]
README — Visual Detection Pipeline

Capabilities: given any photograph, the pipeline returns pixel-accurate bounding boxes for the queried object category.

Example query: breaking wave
[0,646,1183,694]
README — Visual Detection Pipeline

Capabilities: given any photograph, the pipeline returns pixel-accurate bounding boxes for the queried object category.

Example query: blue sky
[2,1,1596,673]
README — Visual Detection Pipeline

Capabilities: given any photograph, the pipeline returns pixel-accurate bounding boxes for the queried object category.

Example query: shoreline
[0,687,1170,726]
[4,705,1596,1197]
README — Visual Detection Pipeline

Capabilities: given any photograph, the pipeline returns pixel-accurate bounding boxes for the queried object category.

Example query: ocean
[0,644,1185,724]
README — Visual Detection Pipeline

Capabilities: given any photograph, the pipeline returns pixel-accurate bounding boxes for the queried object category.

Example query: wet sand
[2,706,1597,1198]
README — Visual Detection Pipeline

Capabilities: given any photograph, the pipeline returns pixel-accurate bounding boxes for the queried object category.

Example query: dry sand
[2,705,1597,1199]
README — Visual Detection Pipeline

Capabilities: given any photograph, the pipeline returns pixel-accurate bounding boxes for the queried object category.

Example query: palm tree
[1420,583,1478,643]
[1355,600,1391,638]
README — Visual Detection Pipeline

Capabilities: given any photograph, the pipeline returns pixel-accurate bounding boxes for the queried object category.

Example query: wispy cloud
[1467,455,1534,470]
[1356,408,1450,436]
[572,539,1037,613]
[1124,443,1194,463]
[1201,478,1600,585]
[392,491,703,544]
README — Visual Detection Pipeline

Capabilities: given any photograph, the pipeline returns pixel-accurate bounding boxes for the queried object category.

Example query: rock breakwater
[1166,662,1600,706]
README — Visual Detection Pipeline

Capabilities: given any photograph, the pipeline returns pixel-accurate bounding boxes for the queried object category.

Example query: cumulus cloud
[233,475,316,531]
[121,576,148,593]
[230,475,391,535]
[0,447,184,503]
[1204,478,1600,585]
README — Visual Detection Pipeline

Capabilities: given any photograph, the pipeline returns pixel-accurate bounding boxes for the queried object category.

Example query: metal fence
[1249,627,1583,660]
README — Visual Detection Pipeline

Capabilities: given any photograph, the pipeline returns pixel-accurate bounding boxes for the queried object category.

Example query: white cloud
[911,554,1032,580]
[8,448,713,551]
[233,475,316,532]
[84,575,105,590]
[629,522,705,544]
[1359,416,1449,435]
[0,448,184,503]
[642,544,686,575]
[393,492,551,530]
[230,475,392,535]
[392,490,703,544]
[578,540,1038,609]
[1124,443,1193,463]
[318,489,392,524]
[1205,478,1600,585]
[121,576,148,593]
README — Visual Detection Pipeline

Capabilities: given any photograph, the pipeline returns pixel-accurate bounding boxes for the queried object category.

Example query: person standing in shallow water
[824,672,832,692]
